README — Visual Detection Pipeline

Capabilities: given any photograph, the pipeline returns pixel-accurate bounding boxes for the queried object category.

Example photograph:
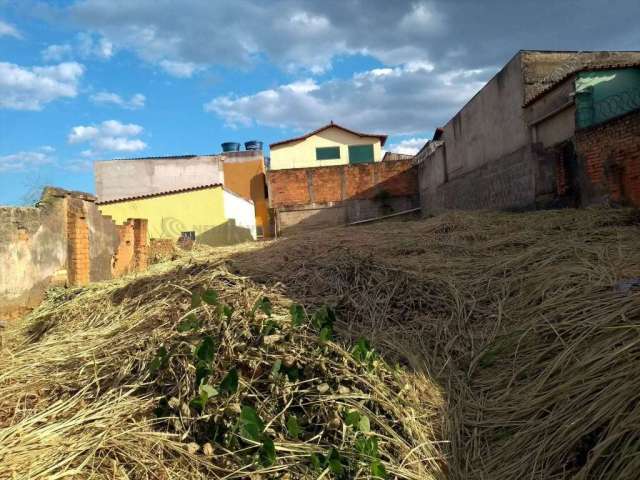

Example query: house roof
[269,122,388,148]
[96,183,222,205]
[524,61,640,106]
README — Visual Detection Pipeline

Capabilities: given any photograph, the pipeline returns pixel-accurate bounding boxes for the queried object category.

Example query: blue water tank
[221,142,241,152]
[244,140,263,151]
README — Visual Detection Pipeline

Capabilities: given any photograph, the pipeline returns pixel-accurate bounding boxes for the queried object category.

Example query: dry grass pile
[0,255,444,479]
[229,207,640,479]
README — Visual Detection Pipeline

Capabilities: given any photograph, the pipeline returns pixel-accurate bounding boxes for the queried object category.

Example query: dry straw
[0,248,444,479]
[230,207,640,479]
[2,207,639,479]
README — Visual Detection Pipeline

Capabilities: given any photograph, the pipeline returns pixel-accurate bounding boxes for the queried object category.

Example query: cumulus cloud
[61,0,640,75]
[0,150,55,172]
[0,61,85,110]
[0,19,21,38]
[41,32,114,63]
[41,44,73,62]
[90,91,146,109]
[205,62,491,135]
[68,120,147,152]
[159,60,201,78]
[386,137,430,155]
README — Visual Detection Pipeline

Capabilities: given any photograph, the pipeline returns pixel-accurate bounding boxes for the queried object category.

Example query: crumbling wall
[0,188,149,319]
[267,159,418,234]
[575,109,640,207]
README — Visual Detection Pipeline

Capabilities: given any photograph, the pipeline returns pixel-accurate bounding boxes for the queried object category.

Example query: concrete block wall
[575,109,640,207]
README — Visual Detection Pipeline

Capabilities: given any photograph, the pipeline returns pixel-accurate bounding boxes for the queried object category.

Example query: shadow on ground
[222,208,640,480]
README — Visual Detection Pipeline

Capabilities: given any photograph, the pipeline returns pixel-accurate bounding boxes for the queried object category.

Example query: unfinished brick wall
[67,203,90,286]
[267,159,419,234]
[268,159,418,207]
[575,109,640,207]
[112,219,149,277]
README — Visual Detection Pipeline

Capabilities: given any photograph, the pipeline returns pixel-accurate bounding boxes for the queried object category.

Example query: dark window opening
[316,146,341,160]
[348,144,374,164]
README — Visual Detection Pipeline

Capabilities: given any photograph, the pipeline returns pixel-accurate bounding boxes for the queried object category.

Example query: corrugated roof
[524,61,640,106]
[269,122,388,148]
[96,183,222,205]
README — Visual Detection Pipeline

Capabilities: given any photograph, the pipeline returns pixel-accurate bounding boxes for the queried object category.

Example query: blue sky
[1,0,638,205]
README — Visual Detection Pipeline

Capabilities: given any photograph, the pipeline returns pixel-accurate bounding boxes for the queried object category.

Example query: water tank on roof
[244,140,263,151]
[221,142,241,152]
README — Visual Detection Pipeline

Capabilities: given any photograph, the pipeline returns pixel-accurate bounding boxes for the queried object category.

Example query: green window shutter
[348,144,374,164]
[316,146,341,160]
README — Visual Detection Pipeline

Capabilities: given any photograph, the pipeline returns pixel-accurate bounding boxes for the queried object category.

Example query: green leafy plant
[289,303,306,327]
[259,435,276,467]
[345,409,370,433]
[238,405,264,442]
[195,336,216,363]
[201,289,219,305]
[195,362,212,388]
[223,305,234,321]
[286,415,302,439]
[313,305,336,343]
[252,296,272,317]
[219,367,239,395]
[310,448,345,476]
[352,338,379,370]
[148,346,169,375]
[271,359,282,378]
[190,383,218,413]
[177,313,200,332]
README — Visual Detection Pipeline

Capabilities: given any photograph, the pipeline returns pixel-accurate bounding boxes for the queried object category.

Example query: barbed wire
[593,88,640,119]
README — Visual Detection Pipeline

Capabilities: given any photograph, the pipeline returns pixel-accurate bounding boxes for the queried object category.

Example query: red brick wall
[111,219,149,277]
[575,109,640,207]
[67,204,90,286]
[268,159,418,208]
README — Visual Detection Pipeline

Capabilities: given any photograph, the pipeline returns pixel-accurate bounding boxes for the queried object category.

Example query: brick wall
[268,158,418,208]
[1,188,150,318]
[67,203,90,286]
[575,109,640,207]
[267,159,419,234]
[112,219,149,277]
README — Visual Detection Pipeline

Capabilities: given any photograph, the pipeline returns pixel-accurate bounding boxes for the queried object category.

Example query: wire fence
[593,87,640,121]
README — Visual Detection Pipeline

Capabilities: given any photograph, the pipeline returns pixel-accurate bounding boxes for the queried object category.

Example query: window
[316,146,341,161]
[348,144,374,164]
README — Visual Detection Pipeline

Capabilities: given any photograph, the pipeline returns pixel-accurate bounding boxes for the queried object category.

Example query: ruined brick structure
[0,188,148,319]
[268,158,419,234]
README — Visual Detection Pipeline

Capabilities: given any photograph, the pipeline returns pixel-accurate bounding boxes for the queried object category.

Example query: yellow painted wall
[99,186,226,240]
[270,126,383,170]
[223,157,272,238]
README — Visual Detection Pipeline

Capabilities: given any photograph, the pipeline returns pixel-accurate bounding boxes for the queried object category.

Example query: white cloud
[0,61,85,110]
[386,137,430,155]
[41,33,114,63]
[40,145,55,153]
[41,44,73,62]
[68,120,147,153]
[65,1,448,74]
[205,62,491,135]
[159,60,200,78]
[65,158,94,172]
[90,91,146,109]
[0,150,55,172]
[77,32,113,59]
[0,19,21,38]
